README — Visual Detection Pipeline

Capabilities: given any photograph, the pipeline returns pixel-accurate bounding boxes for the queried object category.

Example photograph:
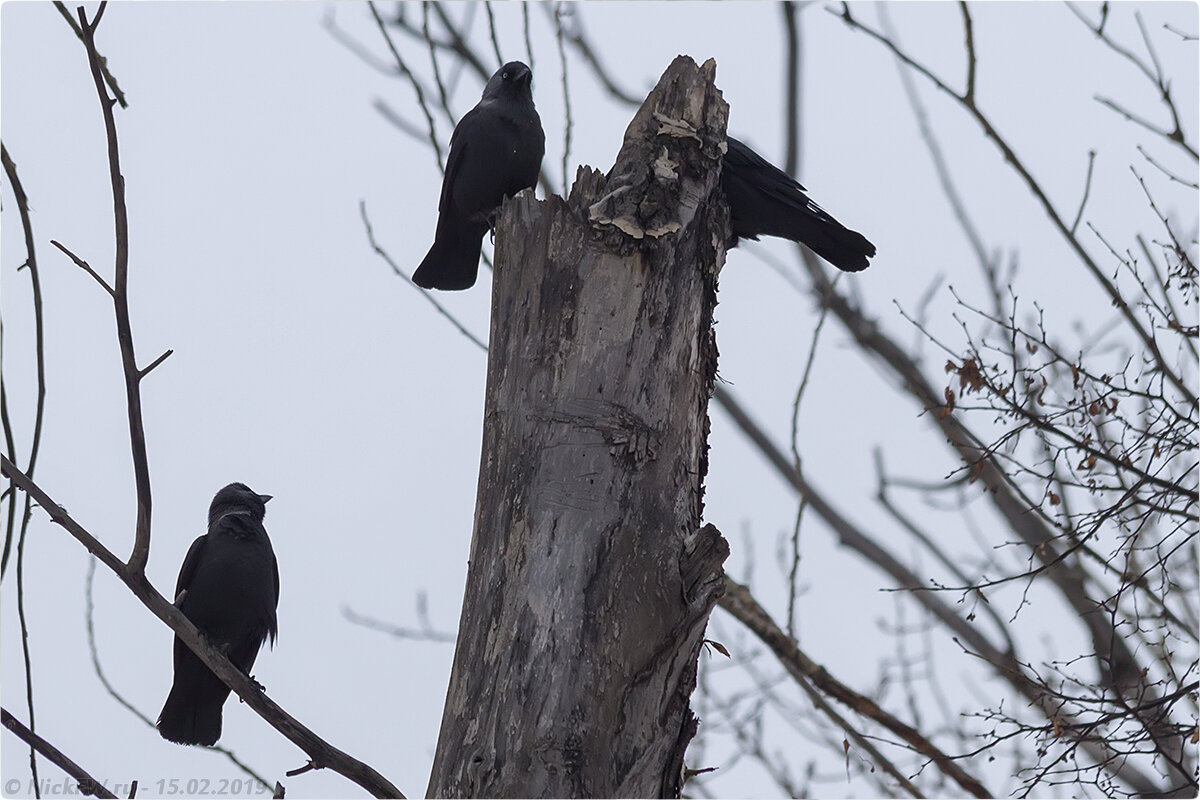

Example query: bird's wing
[724,136,842,221]
[440,104,525,218]
[439,106,481,215]
[173,534,208,605]
[724,137,806,191]
[268,548,280,645]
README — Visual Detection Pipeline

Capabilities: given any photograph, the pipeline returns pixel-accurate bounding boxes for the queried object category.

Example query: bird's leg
[485,207,502,242]
[236,670,267,701]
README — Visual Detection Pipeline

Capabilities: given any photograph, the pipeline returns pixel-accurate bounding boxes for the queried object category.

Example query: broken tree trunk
[426,56,730,799]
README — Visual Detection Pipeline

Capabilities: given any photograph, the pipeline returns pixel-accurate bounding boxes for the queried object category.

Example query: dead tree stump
[427,56,730,799]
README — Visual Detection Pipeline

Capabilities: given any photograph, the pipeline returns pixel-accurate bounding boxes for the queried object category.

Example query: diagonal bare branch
[1,457,405,799]
[2,708,118,799]
[720,577,993,798]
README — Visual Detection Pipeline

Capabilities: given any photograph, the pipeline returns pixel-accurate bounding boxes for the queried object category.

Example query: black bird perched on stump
[413,61,873,289]
[157,483,279,747]
[413,60,545,291]
[722,136,876,272]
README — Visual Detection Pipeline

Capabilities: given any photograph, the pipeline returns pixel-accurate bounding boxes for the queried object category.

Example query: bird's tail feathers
[157,680,225,746]
[786,207,876,273]
[413,217,488,291]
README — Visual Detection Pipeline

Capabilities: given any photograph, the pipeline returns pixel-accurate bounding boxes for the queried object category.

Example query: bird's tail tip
[812,228,876,273]
[413,233,484,291]
[157,686,222,747]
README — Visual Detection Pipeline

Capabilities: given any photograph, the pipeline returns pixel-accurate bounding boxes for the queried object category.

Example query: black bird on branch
[413,63,873,290]
[413,60,545,291]
[157,483,279,747]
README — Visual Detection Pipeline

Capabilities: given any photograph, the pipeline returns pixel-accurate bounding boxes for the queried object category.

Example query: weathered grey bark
[426,56,730,799]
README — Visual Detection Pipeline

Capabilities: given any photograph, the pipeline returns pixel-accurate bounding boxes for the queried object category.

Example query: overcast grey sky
[2,2,1196,798]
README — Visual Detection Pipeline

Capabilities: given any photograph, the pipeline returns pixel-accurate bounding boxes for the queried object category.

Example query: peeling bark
[427,56,730,799]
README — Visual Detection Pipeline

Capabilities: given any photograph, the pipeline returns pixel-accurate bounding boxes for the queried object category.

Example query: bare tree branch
[2,707,118,799]
[781,2,802,178]
[553,7,641,107]
[835,2,1197,407]
[0,457,405,799]
[51,1,127,108]
[0,144,48,582]
[1,142,48,796]
[960,1,976,104]
[76,3,154,576]
[359,201,488,352]
[368,0,443,167]
[521,3,534,73]
[720,577,993,798]
[1071,149,1098,235]
[49,240,115,296]
[1066,3,1197,160]
[0,378,16,575]
[483,1,503,67]
[551,2,573,197]
[84,559,273,791]
[342,604,456,644]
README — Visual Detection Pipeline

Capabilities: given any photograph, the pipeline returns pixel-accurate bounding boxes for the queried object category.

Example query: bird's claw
[239,675,266,700]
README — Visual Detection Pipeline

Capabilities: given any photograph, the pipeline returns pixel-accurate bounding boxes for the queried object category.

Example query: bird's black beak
[259,494,273,504]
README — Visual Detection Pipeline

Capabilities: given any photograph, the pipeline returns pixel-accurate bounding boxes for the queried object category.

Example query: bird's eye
[502,71,510,80]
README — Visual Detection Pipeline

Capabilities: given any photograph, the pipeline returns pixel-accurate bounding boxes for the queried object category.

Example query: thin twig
[1136,143,1199,189]
[781,2,802,178]
[421,2,454,128]
[553,7,640,107]
[483,1,503,66]
[0,147,49,787]
[1095,95,1194,157]
[552,2,572,197]
[51,1,127,108]
[713,385,1012,672]
[16,492,39,797]
[790,668,923,798]
[0,378,16,576]
[342,605,456,643]
[1162,22,1197,41]
[1,144,48,587]
[368,0,443,167]
[426,3,493,83]
[960,1,976,104]
[879,4,991,272]
[872,448,1015,650]
[521,3,534,73]
[322,7,398,77]
[721,577,993,798]
[359,201,488,353]
[49,241,115,296]
[783,275,835,638]
[1066,2,1197,160]
[371,98,429,144]
[138,349,173,379]
[1071,150,1098,235]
